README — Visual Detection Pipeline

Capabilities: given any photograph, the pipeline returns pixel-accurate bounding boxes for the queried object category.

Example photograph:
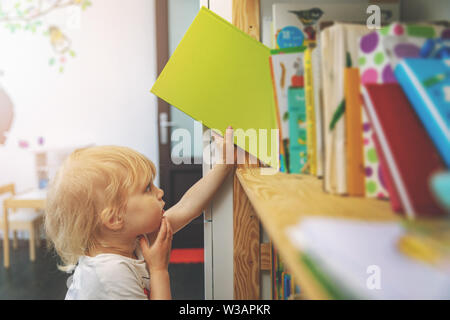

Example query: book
[273,247,285,300]
[358,23,450,199]
[311,45,324,178]
[304,48,317,175]
[151,7,279,168]
[362,83,447,217]
[288,87,307,173]
[272,1,400,178]
[419,38,450,59]
[344,68,365,196]
[272,245,278,299]
[273,247,298,300]
[321,23,372,195]
[283,273,290,299]
[269,47,306,172]
[371,132,403,213]
[272,1,399,50]
[394,58,450,168]
[382,35,430,68]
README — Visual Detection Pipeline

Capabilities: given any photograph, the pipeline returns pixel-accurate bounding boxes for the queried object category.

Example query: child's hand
[139,217,173,272]
[212,125,237,166]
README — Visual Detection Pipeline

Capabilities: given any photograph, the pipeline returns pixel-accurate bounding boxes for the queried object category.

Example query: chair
[1,184,44,267]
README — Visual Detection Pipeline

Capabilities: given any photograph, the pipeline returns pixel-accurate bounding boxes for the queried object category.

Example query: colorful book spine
[269,47,307,173]
[344,68,365,196]
[288,87,308,173]
[272,243,300,300]
[311,44,324,178]
[273,248,285,300]
[394,58,450,168]
[304,47,317,175]
[269,56,288,172]
[271,245,277,299]
[321,24,371,195]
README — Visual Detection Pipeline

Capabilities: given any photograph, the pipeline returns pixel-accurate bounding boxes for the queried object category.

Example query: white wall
[401,0,450,21]
[261,0,450,29]
[0,0,160,192]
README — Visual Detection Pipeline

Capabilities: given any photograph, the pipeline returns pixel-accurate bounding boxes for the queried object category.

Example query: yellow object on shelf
[304,47,317,176]
[398,234,441,265]
[344,68,365,196]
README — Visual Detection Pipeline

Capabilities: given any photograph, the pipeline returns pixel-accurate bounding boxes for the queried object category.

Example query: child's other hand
[139,217,173,272]
[212,125,237,166]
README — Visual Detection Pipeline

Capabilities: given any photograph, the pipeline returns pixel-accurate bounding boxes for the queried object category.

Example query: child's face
[123,180,165,238]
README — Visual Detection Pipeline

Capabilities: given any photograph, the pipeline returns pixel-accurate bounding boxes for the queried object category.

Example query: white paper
[286,217,450,299]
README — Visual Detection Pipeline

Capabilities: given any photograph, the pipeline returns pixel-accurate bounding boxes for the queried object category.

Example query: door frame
[155,0,171,193]
[154,0,203,248]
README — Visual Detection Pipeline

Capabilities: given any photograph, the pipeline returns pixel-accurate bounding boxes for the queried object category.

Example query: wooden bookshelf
[234,167,399,299]
[205,0,450,300]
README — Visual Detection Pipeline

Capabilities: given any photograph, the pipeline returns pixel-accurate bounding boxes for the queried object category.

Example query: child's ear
[101,207,124,231]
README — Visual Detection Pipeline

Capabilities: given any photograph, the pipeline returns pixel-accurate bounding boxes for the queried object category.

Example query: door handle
[159,112,176,145]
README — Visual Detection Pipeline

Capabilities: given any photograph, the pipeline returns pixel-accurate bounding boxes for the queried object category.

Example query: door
[155,0,203,249]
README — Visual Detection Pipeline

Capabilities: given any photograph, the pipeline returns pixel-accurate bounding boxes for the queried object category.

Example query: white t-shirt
[65,250,150,300]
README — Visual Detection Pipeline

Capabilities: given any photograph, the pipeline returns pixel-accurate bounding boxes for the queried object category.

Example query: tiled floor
[0,240,204,300]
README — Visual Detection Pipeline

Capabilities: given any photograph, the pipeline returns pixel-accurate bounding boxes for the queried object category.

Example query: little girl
[45,127,235,299]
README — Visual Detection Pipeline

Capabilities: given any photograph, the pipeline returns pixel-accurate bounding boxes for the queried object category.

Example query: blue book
[395,58,450,167]
[284,273,291,299]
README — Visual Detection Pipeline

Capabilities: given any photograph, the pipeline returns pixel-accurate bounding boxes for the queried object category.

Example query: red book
[361,83,446,218]
[372,133,403,213]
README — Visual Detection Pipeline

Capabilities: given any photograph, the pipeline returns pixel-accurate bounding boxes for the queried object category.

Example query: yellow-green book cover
[151,7,279,168]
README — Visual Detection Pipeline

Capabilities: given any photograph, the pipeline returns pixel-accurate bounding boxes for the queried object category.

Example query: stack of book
[361,58,449,218]
[268,3,449,218]
[268,1,397,300]
[267,3,449,299]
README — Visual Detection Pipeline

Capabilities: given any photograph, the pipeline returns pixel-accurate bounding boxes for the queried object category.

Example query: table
[3,189,46,268]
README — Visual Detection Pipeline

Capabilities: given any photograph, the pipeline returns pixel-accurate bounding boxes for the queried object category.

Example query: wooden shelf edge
[235,167,404,299]
[260,242,271,271]
[235,168,332,300]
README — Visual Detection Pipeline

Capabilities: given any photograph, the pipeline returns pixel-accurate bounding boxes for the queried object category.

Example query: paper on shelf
[285,217,450,299]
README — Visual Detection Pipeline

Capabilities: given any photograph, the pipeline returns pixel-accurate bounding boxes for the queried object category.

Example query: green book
[151,7,279,168]
[288,87,307,173]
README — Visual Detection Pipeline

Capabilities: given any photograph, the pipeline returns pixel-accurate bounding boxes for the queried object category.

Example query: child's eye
[145,183,152,193]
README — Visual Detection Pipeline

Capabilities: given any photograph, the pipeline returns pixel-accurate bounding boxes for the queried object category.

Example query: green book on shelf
[151,7,279,168]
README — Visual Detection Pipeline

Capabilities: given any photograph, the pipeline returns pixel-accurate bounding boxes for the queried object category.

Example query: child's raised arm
[163,126,236,234]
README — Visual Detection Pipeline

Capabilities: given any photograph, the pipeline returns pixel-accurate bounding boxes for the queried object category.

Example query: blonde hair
[44,145,156,272]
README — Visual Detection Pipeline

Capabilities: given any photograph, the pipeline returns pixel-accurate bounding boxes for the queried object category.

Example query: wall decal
[0,0,92,73]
